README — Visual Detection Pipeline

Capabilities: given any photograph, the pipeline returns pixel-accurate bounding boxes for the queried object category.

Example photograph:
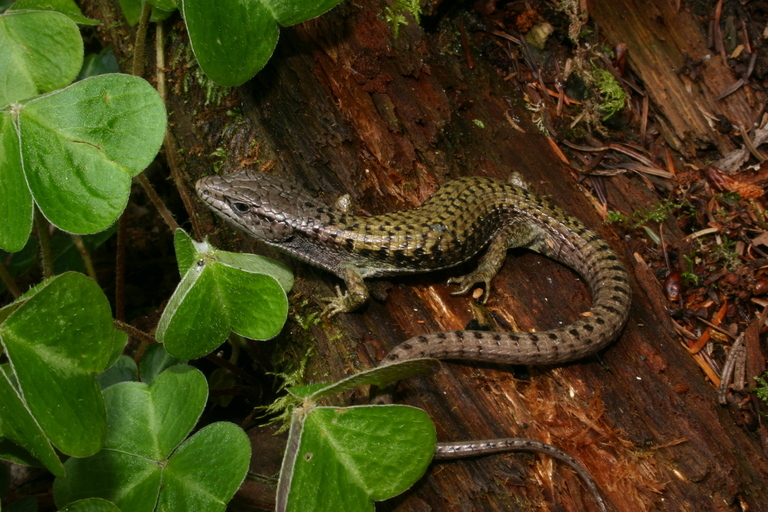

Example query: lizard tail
[380,222,630,366]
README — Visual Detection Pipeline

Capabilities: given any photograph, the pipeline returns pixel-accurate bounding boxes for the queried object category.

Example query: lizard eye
[231,202,251,214]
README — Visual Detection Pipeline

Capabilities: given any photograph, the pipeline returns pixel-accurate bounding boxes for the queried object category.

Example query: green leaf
[104,366,207,460]
[288,359,441,400]
[180,0,345,86]
[181,0,277,87]
[215,250,294,292]
[173,228,197,276]
[263,0,343,26]
[54,366,250,512]
[278,405,436,512]
[174,231,293,291]
[157,422,250,510]
[8,0,100,25]
[55,449,161,512]
[0,272,116,463]
[116,0,174,25]
[0,73,167,249]
[138,344,181,384]
[77,48,121,81]
[0,364,63,476]
[157,232,292,360]
[0,437,43,468]
[0,112,31,252]
[0,10,83,106]
[60,497,123,512]
[98,355,137,390]
[286,383,328,400]
[148,0,177,12]
[105,328,128,370]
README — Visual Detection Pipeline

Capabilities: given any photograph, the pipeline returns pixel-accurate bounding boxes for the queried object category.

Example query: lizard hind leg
[448,222,539,302]
[332,193,355,214]
[507,172,531,190]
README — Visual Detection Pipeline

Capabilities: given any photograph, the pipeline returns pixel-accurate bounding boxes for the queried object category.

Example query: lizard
[196,169,631,511]
[196,170,631,367]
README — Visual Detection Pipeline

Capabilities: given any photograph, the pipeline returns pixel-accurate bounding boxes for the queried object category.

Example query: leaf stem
[131,1,153,78]
[71,234,98,283]
[113,321,157,366]
[115,214,126,321]
[0,260,21,299]
[136,173,180,231]
[34,208,53,279]
[156,20,203,239]
[113,319,157,348]
[114,319,155,342]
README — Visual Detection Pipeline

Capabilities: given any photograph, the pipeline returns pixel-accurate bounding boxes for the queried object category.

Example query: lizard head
[196,171,300,243]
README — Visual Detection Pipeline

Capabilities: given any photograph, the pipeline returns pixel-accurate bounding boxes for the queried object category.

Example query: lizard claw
[319,285,347,318]
[447,273,493,303]
[319,284,368,317]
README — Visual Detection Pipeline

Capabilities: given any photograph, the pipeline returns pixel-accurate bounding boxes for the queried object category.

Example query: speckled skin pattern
[435,437,606,510]
[196,170,631,366]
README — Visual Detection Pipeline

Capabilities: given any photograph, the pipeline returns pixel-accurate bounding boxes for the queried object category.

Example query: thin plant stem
[156,21,202,238]
[34,208,53,279]
[0,260,21,299]
[115,214,127,322]
[156,20,166,101]
[71,234,98,283]
[113,319,155,364]
[131,2,153,78]
[136,173,179,231]
[114,319,156,344]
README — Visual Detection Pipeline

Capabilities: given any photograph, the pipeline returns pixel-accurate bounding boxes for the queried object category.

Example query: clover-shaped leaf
[156,230,293,360]
[287,358,440,400]
[0,73,166,252]
[53,365,251,512]
[0,272,122,475]
[7,0,100,25]
[0,10,83,106]
[117,0,175,25]
[60,498,123,512]
[181,0,344,86]
[277,405,436,512]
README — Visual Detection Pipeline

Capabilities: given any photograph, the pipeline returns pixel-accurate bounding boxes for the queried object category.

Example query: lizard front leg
[321,265,370,317]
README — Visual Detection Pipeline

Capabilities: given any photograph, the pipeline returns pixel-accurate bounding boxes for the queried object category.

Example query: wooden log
[78,0,768,510]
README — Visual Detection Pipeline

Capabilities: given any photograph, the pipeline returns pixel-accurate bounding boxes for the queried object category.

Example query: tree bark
[80,0,768,510]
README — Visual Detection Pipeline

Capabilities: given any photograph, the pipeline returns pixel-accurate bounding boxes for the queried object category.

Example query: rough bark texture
[79,0,768,510]
[591,0,757,158]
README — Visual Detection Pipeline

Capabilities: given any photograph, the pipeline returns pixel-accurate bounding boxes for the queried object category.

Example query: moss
[608,198,694,230]
[381,0,422,38]
[261,346,316,433]
[592,66,626,120]
[755,372,768,405]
